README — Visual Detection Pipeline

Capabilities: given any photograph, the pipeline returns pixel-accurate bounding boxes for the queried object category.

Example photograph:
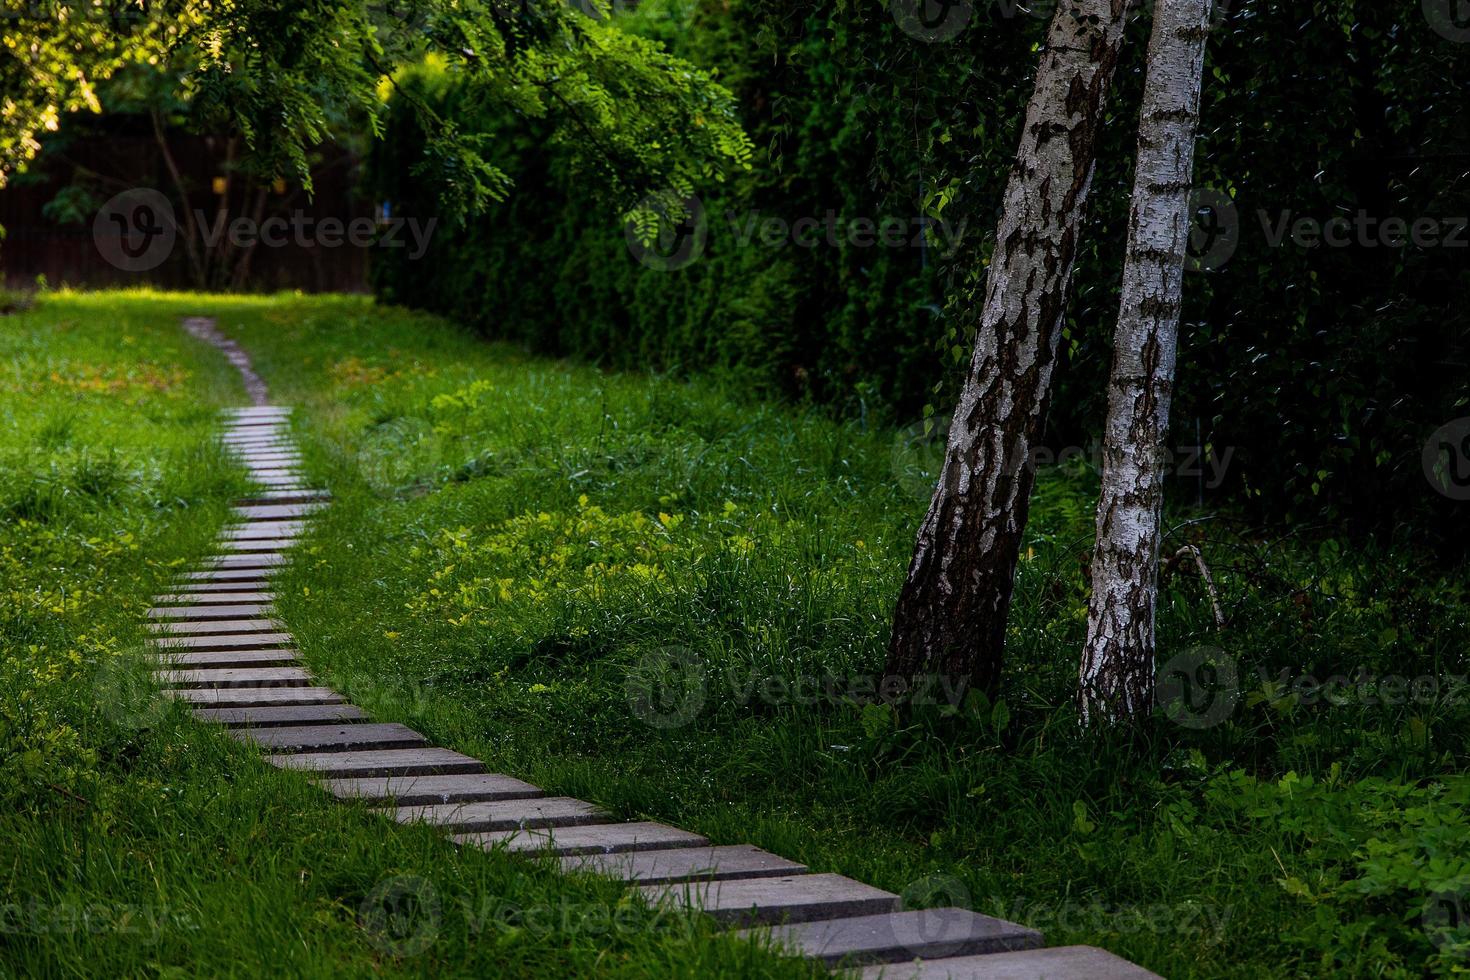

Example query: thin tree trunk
[150,109,205,288]
[1078,0,1213,725]
[885,0,1136,697]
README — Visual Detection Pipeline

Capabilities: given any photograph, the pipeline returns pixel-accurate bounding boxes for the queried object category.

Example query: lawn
[4,291,1469,977]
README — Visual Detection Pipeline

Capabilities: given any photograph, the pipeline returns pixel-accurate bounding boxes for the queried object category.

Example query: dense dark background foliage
[370,0,1470,548]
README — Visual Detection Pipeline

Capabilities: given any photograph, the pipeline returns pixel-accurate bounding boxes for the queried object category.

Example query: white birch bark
[1078,0,1213,724]
[886,0,1136,694]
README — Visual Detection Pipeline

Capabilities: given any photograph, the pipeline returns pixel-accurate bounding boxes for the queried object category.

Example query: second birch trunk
[1078,0,1213,724]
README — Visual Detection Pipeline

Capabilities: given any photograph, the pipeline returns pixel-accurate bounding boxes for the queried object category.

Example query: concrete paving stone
[196,553,288,569]
[384,798,607,833]
[226,518,306,532]
[193,704,369,728]
[154,666,314,688]
[150,631,294,650]
[236,491,330,505]
[563,845,807,885]
[217,540,297,553]
[153,591,275,604]
[855,945,1162,979]
[226,527,304,543]
[267,748,487,778]
[183,569,282,583]
[320,774,545,806]
[743,909,1041,967]
[166,686,346,708]
[174,578,274,590]
[638,874,897,927]
[235,722,427,753]
[147,603,273,620]
[232,503,326,521]
[456,822,710,857]
[151,649,300,668]
[148,618,282,635]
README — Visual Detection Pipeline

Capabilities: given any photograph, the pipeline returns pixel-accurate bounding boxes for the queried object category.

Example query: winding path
[146,317,1157,979]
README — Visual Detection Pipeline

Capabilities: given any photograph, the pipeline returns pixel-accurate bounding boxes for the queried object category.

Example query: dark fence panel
[0,123,372,293]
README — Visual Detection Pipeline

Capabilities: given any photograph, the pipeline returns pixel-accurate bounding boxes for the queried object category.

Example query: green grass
[4,290,1470,977]
[0,291,820,979]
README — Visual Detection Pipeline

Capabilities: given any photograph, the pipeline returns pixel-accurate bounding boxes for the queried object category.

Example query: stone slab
[218,540,297,553]
[236,722,426,753]
[226,532,302,546]
[151,632,293,650]
[235,491,331,505]
[457,821,709,856]
[226,522,305,539]
[744,909,1041,966]
[196,554,288,569]
[638,874,897,927]
[152,649,299,668]
[184,572,280,586]
[154,666,313,688]
[148,603,273,620]
[268,748,487,778]
[166,686,346,707]
[855,945,1162,980]
[148,618,282,635]
[233,503,324,521]
[193,704,368,728]
[173,582,275,595]
[154,592,275,604]
[563,845,807,885]
[227,444,295,453]
[321,774,545,806]
[385,798,607,833]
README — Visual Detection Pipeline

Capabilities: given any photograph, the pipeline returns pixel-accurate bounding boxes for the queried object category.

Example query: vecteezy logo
[890,0,973,42]
[1422,887,1469,958]
[93,648,169,731]
[894,874,974,959]
[625,646,706,729]
[891,416,952,501]
[358,875,440,957]
[1424,0,1470,42]
[1185,188,1240,272]
[356,416,435,494]
[566,0,635,18]
[1156,646,1239,729]
[93,188,176,272]
[1423,418,1470,501]
[624,193,707,272]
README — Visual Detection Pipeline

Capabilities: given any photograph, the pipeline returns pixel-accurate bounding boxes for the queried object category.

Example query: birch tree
[1078,0,1214,724]
[885,0,1136,695]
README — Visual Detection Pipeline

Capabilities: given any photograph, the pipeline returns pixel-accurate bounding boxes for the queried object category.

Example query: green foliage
[370,0,1470,548]
[1,0,751,218]
[0,292,818,978]
[208,293,1470,978]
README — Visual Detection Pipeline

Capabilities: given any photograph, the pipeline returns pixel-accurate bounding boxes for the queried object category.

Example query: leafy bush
[369,0,1470,550]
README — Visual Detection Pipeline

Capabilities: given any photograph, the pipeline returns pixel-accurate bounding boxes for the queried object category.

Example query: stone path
[151,320,1159,978]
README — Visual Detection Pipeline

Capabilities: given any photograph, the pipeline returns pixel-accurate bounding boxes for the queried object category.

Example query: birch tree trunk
[1078,0,1213,724]
[885,0,1135,696]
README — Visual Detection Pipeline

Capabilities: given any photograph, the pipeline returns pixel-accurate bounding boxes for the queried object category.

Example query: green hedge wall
[370,0,1470,546]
